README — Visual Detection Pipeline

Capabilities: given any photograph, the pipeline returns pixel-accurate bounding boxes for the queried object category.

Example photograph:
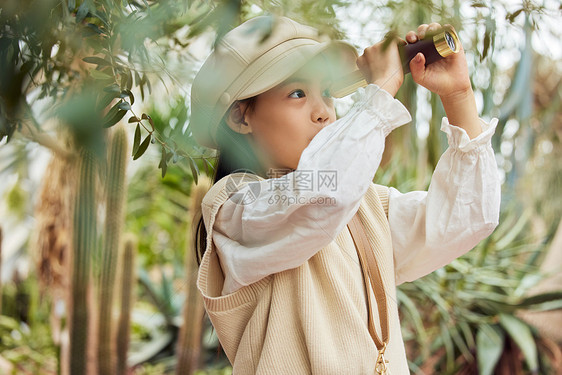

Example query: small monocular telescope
[332,25,461,98]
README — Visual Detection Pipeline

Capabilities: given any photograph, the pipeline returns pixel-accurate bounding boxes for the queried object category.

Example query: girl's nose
[311,97,332,125]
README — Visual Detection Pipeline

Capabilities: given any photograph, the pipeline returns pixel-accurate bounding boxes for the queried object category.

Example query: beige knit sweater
[197,173,410,374]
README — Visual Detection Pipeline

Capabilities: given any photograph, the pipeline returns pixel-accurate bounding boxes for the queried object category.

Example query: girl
[190,15,500,374]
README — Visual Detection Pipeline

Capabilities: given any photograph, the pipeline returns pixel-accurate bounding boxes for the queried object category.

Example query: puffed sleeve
[390,117,501,285]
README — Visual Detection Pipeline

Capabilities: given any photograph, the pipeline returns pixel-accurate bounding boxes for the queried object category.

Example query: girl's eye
[289,89,306,98]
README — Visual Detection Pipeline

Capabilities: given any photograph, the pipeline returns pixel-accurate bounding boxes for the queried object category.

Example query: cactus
[70,150,97,375]
[98,127,128,375]
[116,234,136,375]
[0,226,2,315]
[176,176,212,375]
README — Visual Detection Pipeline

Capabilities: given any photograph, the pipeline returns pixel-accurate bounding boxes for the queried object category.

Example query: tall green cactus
[0,226,3,315]
[98,127,128,375]
[70,150,97,375]
[176,177,211,375]
[116,234,136,375]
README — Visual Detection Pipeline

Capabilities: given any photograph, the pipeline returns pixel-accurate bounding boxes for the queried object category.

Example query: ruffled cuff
[441,117,498,152]
[353,84,412,136]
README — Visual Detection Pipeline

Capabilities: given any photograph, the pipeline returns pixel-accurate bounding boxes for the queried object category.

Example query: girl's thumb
[409,52,426,80]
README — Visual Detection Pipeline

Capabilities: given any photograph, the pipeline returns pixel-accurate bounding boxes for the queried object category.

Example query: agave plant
[398,205,562,375]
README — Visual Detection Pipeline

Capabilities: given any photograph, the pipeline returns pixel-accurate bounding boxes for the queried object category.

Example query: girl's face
[241,72,336,172]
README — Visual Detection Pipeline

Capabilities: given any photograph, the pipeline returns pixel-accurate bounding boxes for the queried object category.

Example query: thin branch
[18,121,73,159]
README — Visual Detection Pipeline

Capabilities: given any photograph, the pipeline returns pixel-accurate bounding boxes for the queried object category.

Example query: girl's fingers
[405,31,417,43]
[417,24,429,38]
[427,22,442,33]
[417,23,442,40]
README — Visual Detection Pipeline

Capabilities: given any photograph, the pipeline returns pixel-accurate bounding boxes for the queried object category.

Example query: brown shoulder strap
[348,213,389,350]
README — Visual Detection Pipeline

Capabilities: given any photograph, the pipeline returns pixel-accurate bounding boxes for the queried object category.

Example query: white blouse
[211,84,501,296]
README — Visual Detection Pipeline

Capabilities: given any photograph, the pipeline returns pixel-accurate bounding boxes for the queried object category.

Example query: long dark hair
[194,98,262,265]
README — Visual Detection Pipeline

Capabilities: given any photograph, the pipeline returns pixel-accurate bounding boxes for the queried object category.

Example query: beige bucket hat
[190,16,359,149]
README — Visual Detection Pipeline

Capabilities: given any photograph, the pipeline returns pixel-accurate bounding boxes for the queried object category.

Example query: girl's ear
[226,102,253,135]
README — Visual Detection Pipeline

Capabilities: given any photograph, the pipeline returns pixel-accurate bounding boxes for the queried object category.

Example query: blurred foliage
[194,367,233,375]
[127,160,193,268]
[399,206,562,374]
[0,0,347,176]
[0,274,58,374]
[0,315,57,374]
[4,181,27,219]
[0,0,218,169]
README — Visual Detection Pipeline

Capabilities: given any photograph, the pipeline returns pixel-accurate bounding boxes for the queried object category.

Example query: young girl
[190,15,500,374]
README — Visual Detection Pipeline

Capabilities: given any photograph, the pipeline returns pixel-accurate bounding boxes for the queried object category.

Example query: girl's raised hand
[407,23,482,139]
[406,23,472,100]
[356,37,404,97]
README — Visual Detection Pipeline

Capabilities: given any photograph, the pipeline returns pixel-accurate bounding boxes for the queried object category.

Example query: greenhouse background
[0,0,560,373]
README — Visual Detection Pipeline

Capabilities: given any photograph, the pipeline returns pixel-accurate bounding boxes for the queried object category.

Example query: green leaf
[396,289,428,349]
[450,324,473,361]
[204,157,215,175]
[103,110,126,128]
[120,89,134,105]
[103,84,120,93]
[82,56,111,66]
[519,290,562,307]
[189,156,199,185]
[86,23,105,36]
[459,321,476,349]
[126,70,133,90]
[76,2,89,23]
[134,71,141,86]
[481,33,490,62]
[133,134,151,160]
[527,299,562,312]
[92,10,109,29]
[441,321,455,372]
[128,116,140,123]
[160,270,173,313]
[118,101,131,111]
[158,147,168,178]
[476,324,504,375]
[499,314,538,372]
[119,68,133,90]
[145,74,152,94]
[89,69,112,80]
[513,274,543,297]
[495,210,530,249]
[132,124,141,156]
[103,101,120,120]
[97,91,119,111]
[102,103,127,128]
[142,113,154,130]
[137,72,145,101]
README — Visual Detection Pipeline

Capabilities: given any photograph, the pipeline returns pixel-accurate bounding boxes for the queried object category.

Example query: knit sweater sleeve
[212,85,412,295]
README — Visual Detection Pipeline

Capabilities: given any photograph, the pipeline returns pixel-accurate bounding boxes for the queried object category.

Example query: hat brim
[203,40,359,149]
[234,40,359,100]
